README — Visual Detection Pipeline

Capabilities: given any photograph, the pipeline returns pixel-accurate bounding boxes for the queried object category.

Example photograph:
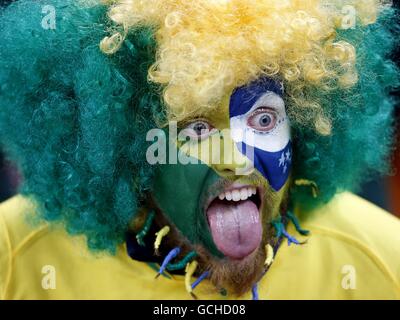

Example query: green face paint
[152,157,224,258]
[151,99,239,258]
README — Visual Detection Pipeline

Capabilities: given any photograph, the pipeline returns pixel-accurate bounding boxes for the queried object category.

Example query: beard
[148,175,289,297]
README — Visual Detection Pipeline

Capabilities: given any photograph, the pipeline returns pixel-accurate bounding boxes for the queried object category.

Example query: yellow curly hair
[101,0,385,135]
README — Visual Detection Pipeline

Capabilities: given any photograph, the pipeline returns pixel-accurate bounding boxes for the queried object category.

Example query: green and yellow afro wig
[0,0,398,252]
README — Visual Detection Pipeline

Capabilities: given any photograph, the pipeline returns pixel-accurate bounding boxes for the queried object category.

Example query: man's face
[152,77,291,294]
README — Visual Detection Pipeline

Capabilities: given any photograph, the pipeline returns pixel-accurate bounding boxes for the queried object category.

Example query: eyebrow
[229,77,283,118]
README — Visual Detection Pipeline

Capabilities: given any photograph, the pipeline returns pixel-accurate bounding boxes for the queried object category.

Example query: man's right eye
[182,120,215,139]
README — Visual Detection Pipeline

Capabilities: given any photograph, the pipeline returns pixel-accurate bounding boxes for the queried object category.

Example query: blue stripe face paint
[229,77,292,191]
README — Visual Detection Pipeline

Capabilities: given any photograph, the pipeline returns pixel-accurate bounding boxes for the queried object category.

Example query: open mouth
[205,184,263,260]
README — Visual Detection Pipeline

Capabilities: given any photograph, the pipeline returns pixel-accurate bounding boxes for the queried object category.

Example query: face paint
[152,126,259,259]
[229,77,292,191]
[153,137,224,258]
[152,76,291,259]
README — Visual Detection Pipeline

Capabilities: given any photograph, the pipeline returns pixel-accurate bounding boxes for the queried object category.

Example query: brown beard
[195,242,268,296]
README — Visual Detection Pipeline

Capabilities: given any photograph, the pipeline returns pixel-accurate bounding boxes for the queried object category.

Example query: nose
[211,130,254,178]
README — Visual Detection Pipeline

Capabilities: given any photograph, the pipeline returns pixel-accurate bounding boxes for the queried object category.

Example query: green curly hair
[0,0,398,252]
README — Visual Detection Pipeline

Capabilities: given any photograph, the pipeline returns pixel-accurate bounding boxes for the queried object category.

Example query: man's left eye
[247,107,277,132]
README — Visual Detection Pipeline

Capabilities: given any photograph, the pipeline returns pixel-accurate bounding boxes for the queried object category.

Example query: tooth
[247,188,252,198]
[240,189,248,200]
[252,188,257,195]
[218,193,225,200]
[225,191,232,201]
[232,190,241,201]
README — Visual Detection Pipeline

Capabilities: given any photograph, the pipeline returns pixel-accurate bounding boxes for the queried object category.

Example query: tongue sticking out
[207,199,262,260]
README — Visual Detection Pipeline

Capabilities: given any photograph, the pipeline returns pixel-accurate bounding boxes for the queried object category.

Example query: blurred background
[0,0,399,217]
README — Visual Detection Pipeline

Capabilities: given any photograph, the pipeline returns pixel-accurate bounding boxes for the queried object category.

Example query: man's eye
[247,107,277,132]
[183,120,215,139]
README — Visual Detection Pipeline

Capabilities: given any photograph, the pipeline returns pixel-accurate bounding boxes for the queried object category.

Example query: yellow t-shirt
[0,193,399,300]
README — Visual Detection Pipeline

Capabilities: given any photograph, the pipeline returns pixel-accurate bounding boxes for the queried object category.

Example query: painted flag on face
[229,77,292,191]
